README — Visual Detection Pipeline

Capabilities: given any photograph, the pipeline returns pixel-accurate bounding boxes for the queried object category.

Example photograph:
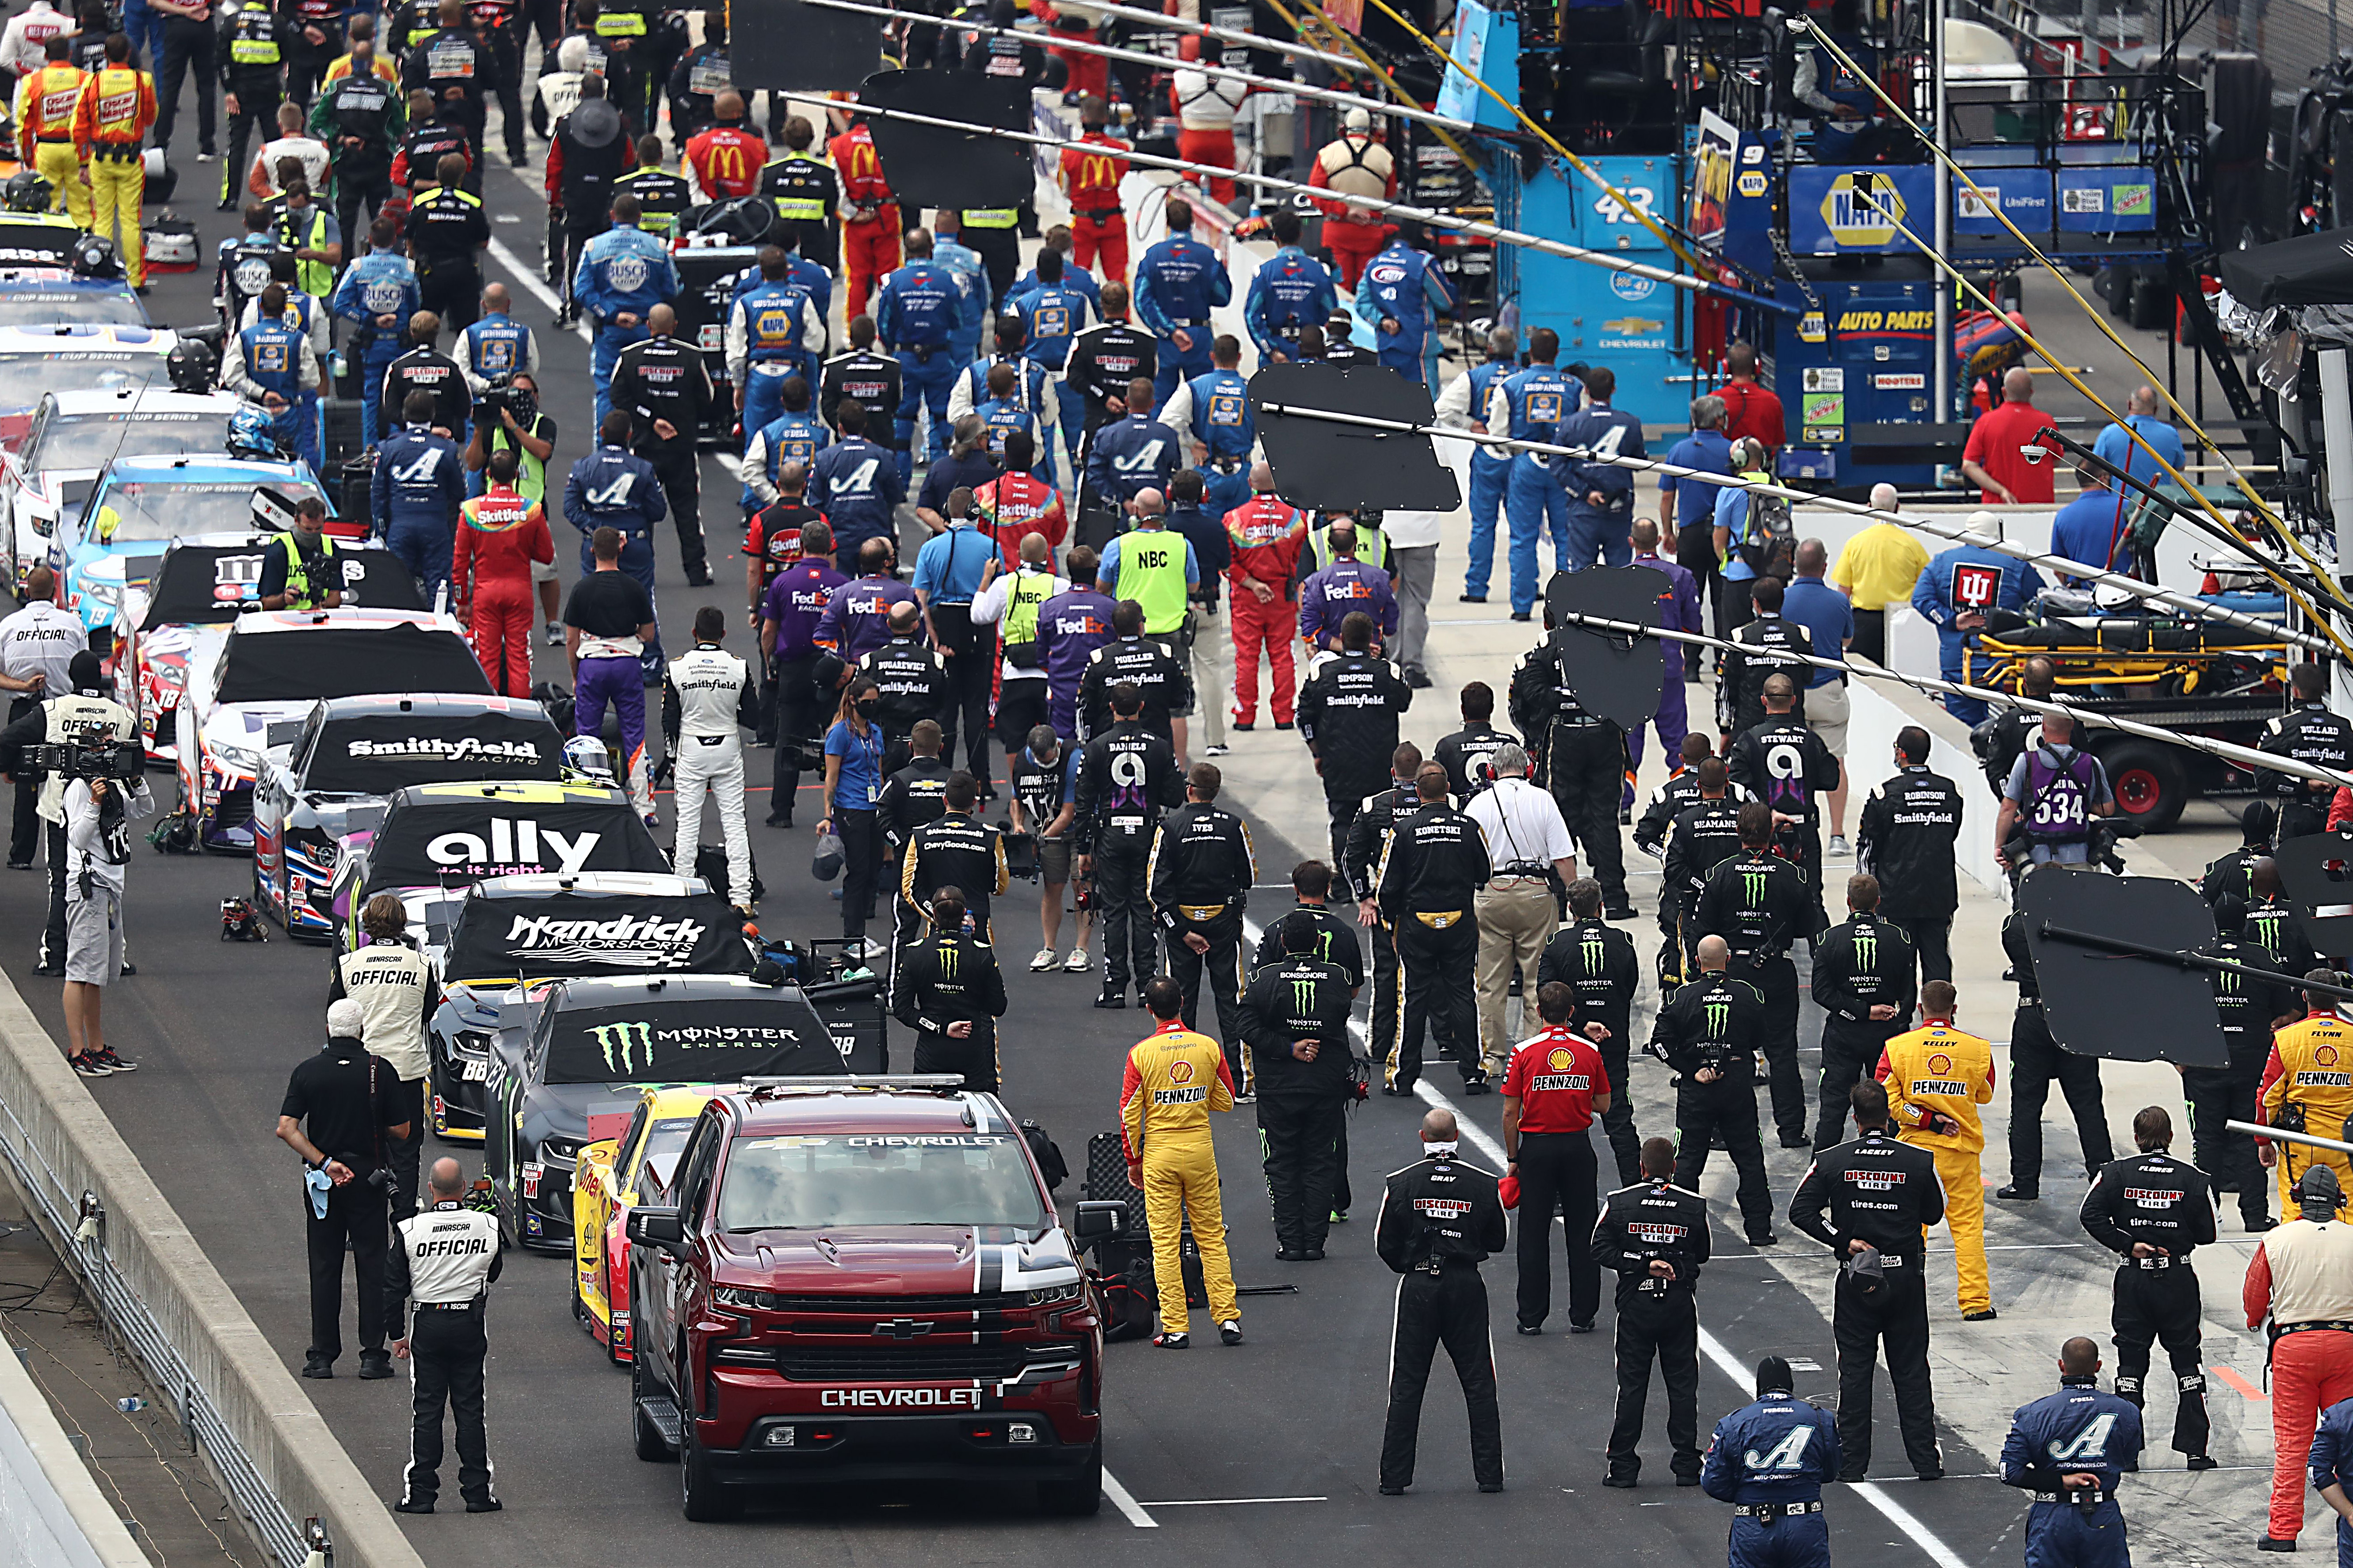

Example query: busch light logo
[233,256,274,295]
[362,279,406,313]
[605,253,651,293]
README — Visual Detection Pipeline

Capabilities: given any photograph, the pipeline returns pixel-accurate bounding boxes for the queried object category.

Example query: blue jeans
[591,322,649,431]
[121,3,165,71]
[894,347,958,483]
[1938,632,1987,724]
[1565,503,1632,573]
[1505,455,1569,616]
[385,518,453,603]
[1464,453,1509,597]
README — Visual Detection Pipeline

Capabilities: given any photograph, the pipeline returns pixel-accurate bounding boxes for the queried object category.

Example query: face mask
[856,699,878,716]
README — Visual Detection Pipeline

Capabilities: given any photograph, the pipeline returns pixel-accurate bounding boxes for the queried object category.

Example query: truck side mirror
[1071,1201,1125,1244]
[626,1206,686,1255]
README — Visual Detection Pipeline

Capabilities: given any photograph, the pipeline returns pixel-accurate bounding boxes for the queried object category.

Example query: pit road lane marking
[2211,1366,2268,1401]
[485,236,595,347]
[1140,1496,1329,1505]
[1103,1468,1158,1526]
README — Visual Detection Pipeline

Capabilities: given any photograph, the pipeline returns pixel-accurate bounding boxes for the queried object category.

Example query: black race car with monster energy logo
[482,973,872,1252]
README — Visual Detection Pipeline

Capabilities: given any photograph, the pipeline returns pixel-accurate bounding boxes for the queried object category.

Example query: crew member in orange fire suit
[2244,1162,2353,1551]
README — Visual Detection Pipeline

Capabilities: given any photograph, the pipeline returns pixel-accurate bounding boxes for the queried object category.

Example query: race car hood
[199,700,316,780]
[11,469,95,533]
[708,1226,1083,1295]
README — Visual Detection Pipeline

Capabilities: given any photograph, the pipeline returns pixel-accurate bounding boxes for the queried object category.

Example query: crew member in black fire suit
[1078,599,1190,747]
[385,1157,501,1514]
[1510,613,1632,919]
[1694,802,1819,1148]
[1537,877,1644,1186]
[1076,681,1184,1010]
[1810,872,1917,1151]
[1855,725,1963,985]
[2079,1105,2219,1468]
[1594,1135,1709,1488]
[1148,762,1255,1079]
[1789,1078,1946,1482]
[2185,923,2286,1233]
[1728,673,1840,929]
[1344,743,1422,1085]
[1376,764,1491,1095]
[2259,662,2352,844]
[1376,1107,1507,1496]
[892,885,1010,1091]
[1300,610,1412,871]
[897,769,1007,954]
[858,603,948,771]
[1653,934,1774,1245]
[1243,917,1358,1260]
[1658,755,1743,990]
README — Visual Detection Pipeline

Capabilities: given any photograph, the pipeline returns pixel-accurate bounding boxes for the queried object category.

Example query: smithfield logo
[347,735,544,765]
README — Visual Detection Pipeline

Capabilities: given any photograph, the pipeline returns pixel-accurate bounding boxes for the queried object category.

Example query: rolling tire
[679,1401,740,1520]
[2100,740,2188,833]
[631,1341,672,1461]
[1038,1445,1103,1516]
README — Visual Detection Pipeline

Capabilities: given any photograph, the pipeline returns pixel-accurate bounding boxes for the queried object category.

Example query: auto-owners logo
[503,912,706,967]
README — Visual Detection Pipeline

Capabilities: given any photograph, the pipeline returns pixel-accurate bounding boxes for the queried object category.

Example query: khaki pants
[1187,603,1228,750]
[1474,879,1557,1076]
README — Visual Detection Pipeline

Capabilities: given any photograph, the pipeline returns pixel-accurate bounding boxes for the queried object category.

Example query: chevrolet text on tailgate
[624,1077,1126,1520]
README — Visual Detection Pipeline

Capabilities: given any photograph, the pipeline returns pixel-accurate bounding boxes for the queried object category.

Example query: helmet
[561,735,615,783]
[69,233,121,280]
[3,170,52,213]
[165,338,215,394]
[226,404,279,460]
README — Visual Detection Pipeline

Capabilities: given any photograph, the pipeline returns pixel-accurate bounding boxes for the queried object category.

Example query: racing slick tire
[632,1342,673,1462]
[679,1399,740,1520]
[2097,738,2188,833]
[1038,1444,1103,1516]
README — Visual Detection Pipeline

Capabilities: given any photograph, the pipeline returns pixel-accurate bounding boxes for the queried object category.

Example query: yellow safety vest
[488,416,551,504]
[1114,526,1188,636]
[962,206,1019,229]
[278,204,333,300]
[277,531,339,608]
[1004,567,1055,646]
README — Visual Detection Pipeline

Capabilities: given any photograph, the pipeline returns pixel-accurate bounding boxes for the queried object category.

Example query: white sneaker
[1030,947,1058,971]
[1063,947,1090,973]
[1205,743,1231,757]
[1828,835,1852,858]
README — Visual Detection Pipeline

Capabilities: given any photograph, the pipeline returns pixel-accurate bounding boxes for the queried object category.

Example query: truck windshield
[717,1132,1047,1230]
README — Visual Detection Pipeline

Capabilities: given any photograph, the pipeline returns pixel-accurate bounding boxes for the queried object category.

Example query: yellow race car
[572,1086,725,1366]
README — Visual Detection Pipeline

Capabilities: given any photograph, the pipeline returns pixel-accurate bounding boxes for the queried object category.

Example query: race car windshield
[717,1133,1048,1231]
[626,1117,698,1184]
[29,411,236,472]
[542,1001,837,1085]
[96,479,328,543]
[0,292,146,328]
[2,354,165,404]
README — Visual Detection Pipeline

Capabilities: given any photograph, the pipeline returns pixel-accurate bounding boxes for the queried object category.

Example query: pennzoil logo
[1169,1058,1195,1084]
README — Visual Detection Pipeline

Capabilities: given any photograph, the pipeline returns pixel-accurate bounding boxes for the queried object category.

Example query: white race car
[0,388,244,592]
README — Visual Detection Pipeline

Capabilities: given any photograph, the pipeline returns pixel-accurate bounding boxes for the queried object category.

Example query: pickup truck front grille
[772,1345,1033,1382]
[762,1292,1025,1315]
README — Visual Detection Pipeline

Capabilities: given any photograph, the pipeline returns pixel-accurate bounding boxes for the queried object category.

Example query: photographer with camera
[0,565,83,869]
[58,724,150,1078]
[277,998,412,1380]
[0,651,138,984]
[258,498,344,612]
[461,367,560,642]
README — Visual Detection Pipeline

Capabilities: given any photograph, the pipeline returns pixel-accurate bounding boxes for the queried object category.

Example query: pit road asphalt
[0,153,2066,1564]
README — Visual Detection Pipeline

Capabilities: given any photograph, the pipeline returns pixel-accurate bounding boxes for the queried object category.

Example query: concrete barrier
[0,1318,148,1568]
[0,974,424,1568]
[1843,659,2007,893]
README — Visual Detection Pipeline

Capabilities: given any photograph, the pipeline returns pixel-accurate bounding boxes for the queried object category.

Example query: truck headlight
[1023,1280,1083,1307]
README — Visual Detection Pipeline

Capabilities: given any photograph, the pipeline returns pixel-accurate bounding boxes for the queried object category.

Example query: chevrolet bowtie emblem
[873,1318,936,1339]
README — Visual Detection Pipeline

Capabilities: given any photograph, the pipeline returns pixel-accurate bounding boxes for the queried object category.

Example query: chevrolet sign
[819,1387,983,1408]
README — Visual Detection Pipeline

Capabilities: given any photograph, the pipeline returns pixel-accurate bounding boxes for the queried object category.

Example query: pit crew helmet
[166,338,216,394]
[69,233,121,280]
[226,404,279,460]
[3,170,52,213]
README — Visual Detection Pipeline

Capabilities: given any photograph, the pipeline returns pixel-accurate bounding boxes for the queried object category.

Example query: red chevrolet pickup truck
[624,1078,1125,1520]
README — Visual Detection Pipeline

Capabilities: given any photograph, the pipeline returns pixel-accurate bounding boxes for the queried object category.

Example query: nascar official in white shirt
[330,892,436,1220]
[387,1157,503,1516]
[0,566,86,870]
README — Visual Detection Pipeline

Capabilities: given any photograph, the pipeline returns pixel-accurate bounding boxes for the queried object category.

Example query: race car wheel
[631,1344,673,1462]
[679,1400,740,1520]
[1038,1445,1102,1516]
[2100,741,2187,833]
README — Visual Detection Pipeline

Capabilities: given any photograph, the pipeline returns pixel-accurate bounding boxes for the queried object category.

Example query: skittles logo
[1547,1047,1575,1073]
[1168,1058,1196,1084]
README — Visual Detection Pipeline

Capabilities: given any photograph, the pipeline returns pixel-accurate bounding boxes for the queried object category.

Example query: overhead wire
[1256,0,1479,167]
[1249,396,2339,652]
[771,90,1795,312]
[1794,20,2345,609]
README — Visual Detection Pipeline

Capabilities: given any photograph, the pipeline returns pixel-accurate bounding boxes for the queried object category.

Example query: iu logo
[1951,561,2001,609]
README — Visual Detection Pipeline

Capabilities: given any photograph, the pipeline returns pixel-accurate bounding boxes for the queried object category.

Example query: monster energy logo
[1293,978,1319,1013]
[2216,965,2241,994]
[1853,929,1876,970]
[1704,998,1730,1038]
[588,1021,655,1074]
[939,944,959,981]
[1741,867,1769,907]
[1582,932,1606,974]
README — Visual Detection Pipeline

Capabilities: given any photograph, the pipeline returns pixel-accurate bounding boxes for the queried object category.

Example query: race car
[0,324,178,450]
[171,609,490,853]
[56,455,336,636]
[424,872,756,1141]
[481,972,844,1252]
[328,780,672,960]
[116,536,427,762]
[250,694,566,939]
[2,388,244,591]
[572,1084,725,1364]
[0,267,147,329]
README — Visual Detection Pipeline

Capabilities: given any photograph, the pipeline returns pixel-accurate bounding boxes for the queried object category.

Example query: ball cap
[1755,1355,1795,1398]
[1343,106,1372,132]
